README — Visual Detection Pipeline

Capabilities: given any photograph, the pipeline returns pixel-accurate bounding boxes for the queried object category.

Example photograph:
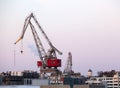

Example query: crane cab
[37,58,61,68]
[47,58,61,67]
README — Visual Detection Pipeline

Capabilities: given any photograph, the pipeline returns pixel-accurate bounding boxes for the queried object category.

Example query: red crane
[14,13,62,75]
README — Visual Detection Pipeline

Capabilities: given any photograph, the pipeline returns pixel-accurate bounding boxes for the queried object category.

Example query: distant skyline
[0,0,120,76]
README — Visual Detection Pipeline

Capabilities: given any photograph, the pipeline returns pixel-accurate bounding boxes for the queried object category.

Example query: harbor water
[0,85,40,88]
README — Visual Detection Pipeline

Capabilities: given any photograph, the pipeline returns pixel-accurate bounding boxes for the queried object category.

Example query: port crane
[64,52,72,75]
[14,13,62,75]
[63,52,81,77]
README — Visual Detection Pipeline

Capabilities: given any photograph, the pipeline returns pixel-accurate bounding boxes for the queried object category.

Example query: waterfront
[0,85,39,88]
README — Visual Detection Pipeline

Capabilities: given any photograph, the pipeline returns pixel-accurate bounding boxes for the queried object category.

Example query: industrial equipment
[64,52,72,75]
[63,52,81,77]
[14,13,62,76]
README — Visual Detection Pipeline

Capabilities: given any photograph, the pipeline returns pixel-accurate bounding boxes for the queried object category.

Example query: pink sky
[0,0,120,75]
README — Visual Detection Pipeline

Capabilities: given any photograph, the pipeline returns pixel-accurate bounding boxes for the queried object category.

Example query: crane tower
[64,52,72,75]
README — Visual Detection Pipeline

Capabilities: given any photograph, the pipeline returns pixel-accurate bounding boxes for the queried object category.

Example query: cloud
[28,44,38,56]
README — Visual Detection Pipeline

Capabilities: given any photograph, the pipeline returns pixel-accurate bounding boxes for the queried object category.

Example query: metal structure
[64,52,72,75]
[14,13,62,75]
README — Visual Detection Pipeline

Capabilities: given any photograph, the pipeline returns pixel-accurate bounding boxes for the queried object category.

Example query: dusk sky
[0,0,120,76]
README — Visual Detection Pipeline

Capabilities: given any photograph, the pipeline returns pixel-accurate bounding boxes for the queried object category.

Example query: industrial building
[92,76,120,88]
[41,85,105,88]
[88,71,120,88]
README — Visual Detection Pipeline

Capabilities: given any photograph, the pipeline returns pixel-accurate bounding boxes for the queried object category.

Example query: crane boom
[14,14,31,44]
[29,21,46,61]
[14,13,46,61]
[31,13,62,55]
[14,13,62,55]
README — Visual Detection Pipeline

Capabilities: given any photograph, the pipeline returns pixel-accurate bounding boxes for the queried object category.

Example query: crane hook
[21,50,23,53]
[20,40,23,54]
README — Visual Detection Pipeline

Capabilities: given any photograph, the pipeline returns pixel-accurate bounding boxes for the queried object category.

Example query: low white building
[86,77,106,88]
[91,73,120,88]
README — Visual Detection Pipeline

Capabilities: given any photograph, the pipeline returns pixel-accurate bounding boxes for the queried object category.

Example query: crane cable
[14,40,24,66]
[20,40,23,53]
[14,45,16,66]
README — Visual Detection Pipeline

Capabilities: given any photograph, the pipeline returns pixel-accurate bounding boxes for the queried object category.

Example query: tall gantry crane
[14,13,62,76]
[64,52,72,75]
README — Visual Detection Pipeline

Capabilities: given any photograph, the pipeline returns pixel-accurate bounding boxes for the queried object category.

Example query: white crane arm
[31,13,62,55]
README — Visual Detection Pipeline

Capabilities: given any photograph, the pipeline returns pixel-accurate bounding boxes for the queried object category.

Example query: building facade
[93,75,120,88]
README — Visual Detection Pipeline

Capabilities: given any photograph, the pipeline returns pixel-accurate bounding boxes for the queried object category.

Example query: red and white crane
[14,13,62,75]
